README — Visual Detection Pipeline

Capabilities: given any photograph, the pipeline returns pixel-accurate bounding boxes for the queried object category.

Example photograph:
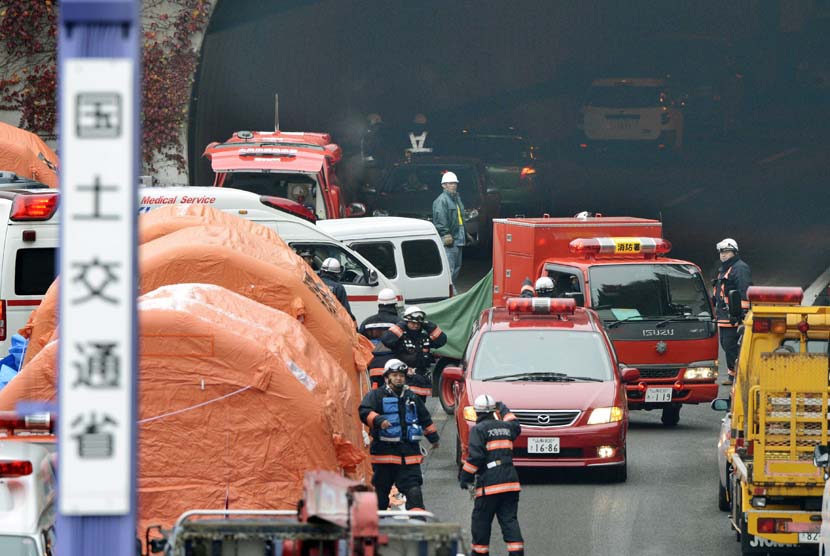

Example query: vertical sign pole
[57,1,139,555]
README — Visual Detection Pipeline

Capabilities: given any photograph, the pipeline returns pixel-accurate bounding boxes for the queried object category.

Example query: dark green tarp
[420,270,494,360]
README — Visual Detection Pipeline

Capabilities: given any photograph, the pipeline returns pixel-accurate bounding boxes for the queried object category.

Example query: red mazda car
[443,297,640,482]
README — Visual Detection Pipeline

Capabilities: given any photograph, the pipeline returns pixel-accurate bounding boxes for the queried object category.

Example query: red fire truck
[203,130,366,222]
[491,215,718,426]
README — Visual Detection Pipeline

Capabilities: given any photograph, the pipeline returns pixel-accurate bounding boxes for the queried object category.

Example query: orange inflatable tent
[0,284,369,538]
[0,122,58,187]
[21,208,373,391]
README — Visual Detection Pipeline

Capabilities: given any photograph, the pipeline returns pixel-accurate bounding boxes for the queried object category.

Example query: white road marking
[757,147,798,165]
[804,265,830,305]
[664,187,704,208]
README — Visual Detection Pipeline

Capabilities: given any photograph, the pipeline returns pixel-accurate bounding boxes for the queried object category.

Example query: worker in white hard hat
[320,257,355,321]
[713,238,752,385]
[459,394,524,556]
[381,305,447,401]
[361,288,402,386]
[432,171,467,287]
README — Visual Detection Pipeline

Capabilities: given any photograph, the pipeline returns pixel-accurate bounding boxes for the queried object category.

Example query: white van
[138,187,402,321]
[0,440,56,556]
[0,186,59,356]
[317,217,452,304]
[578,77,685,152]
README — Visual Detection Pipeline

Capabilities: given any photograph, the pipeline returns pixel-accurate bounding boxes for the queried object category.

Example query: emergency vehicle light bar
[506,297,576,315]
[238,147,297,157]
[746,286,803,305]
[568,237,671,257]
[0,412,53,433]
[10,193,59,221]
[0,460,33,477]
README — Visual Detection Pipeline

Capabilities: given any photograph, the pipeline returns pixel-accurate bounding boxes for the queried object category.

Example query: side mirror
[347,202,367,218]
[564,292,585,307]
[620,368,640,383]
[710,398,730,412]
[727,290,743,322]
[813,445,830,469]
[442,366,463,383]
[367,269,379,286]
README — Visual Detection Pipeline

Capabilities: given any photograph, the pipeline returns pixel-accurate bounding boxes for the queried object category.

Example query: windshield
[382,165,477,206]
[589,264,712,323]
[222,172,317,199]
[585,85,667,108]
[0,536,37,556]
[472,330,614,381]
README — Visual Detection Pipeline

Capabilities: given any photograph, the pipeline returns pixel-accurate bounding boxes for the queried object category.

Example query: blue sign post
[57,1,139,554]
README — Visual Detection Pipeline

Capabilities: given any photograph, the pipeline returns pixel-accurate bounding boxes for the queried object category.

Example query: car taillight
[0,460,33,478]
[10,194,59,221]
[757,517,792,533]
[752,318,786,334]
[519,167,536,180]
[0,299,5,341]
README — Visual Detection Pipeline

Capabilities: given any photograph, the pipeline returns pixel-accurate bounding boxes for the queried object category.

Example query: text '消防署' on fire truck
[491,214,718,426]
[712,286,829,555]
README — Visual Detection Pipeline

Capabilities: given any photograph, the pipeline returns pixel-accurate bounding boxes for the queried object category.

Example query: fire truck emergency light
[506,297,576,315]
[0,412,53,433]
[0,460,33,477]
[10,194,59,221]
[746,286,803,305]
[568,237,671,257]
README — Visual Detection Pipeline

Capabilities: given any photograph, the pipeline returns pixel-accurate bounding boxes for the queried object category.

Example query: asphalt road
[423,129,829,555]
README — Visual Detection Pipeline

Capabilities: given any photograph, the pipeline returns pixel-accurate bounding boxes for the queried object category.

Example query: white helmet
[383,358,408,377]
[473,394,497,413]
[403,305,426,323]
[716,238,739,252]
[377,288,396,305]
[441,171,459,185]
[321,257,342,274]
[534,276,554,295]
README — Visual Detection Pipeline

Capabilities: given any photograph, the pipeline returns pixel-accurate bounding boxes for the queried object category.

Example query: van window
[290,243,371,285]
[15,248,57,296]
[351,242,396,279]
[402,240,442,277]
[0,535,38,556]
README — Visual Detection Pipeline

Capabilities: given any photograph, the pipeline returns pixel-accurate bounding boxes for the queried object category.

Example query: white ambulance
[0,185,59,356]
[138,186,402,321]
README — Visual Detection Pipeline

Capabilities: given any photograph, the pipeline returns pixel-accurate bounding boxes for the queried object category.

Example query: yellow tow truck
[712,286,829,554]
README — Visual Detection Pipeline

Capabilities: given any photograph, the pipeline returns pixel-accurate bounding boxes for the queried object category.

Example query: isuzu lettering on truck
[491,215,718,426]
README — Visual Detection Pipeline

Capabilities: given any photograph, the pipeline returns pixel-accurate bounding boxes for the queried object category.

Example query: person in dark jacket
[380,306,447,400]
[320,257,355,321]
[359,359,440,512]
[712,238,752,385]
[459,394,524,556]
[359,288,399,346]
[432,171,466,285]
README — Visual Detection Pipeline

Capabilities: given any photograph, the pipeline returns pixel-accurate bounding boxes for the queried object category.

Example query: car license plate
[798,532,820,543]
[645,388,673,403]
[527,437,560,454]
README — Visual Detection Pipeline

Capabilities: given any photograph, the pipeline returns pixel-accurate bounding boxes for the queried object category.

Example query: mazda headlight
[463,406,478,422]
[684,367,716,380]
[587,406,624,425]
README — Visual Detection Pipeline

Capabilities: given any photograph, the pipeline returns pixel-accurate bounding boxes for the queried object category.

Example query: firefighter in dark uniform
[320,257,355,321]
[519,276,554,298]
[459,394,524,556]
[359,288,399,346]
[380,306,446,401]
[712,238,752,385]
[359,359,440,512]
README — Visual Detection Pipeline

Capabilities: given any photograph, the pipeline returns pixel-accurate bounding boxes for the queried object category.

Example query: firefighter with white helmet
[362,288,403,387]
[459,394,525,556]
[519,276,555,298]
[380,306,447,401]
[432,170,467,287]
[320,257,355,321]
[713,237,752,385]
[358,358,439,512]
